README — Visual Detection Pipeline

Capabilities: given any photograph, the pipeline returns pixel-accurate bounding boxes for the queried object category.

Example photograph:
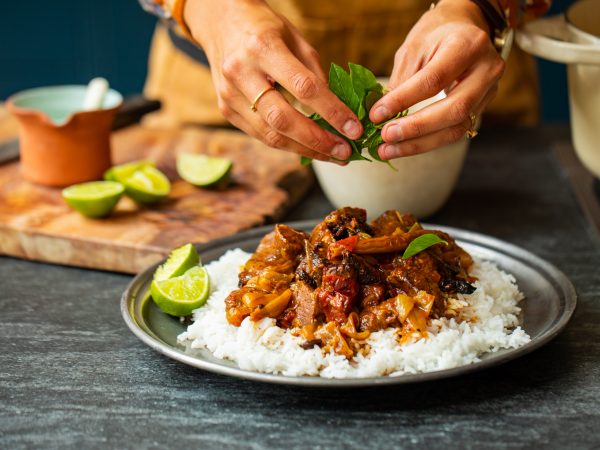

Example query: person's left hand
[369,0,506,160]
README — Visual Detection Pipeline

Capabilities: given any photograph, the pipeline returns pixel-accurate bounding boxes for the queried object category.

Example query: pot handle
[516,15,600,65]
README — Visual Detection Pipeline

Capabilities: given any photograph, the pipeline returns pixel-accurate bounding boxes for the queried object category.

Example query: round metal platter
[121,221,577,387]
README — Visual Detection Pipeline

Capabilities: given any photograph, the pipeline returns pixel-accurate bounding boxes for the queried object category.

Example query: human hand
[369,0,506,160]
[184,0,363,162]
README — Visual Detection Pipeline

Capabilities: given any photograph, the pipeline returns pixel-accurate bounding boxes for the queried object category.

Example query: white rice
[178,249,530,378]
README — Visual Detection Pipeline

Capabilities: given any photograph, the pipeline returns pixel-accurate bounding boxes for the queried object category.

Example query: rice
[178,249,530,378]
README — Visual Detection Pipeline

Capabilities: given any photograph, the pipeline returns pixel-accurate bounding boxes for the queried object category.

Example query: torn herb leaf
[402,234,448,259]
[306,63,408,166]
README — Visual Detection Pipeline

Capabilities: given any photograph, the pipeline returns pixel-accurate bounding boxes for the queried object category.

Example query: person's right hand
[184,0,363,162]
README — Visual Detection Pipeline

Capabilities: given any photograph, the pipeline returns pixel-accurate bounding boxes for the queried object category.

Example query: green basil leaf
[305,63,408,168]
[364,87,384,116]
[329,64,361,114]
[348,140,371,161]
[402,234,448,259]
[349,63,379,120]
[349,63,379,95]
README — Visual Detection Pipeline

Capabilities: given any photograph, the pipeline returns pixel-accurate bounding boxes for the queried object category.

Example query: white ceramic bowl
[313,92,469,219]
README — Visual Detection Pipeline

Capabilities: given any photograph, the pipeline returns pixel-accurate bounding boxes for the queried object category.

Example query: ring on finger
[250,84,276,112]
[466,112,478,139]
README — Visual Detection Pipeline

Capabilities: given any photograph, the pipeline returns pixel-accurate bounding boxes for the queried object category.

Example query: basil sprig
[402,234,448,259]
[302,63,408,167]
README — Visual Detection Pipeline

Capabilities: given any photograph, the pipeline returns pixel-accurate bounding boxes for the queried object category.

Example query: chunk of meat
[316,262,359,324]
[370,210,419,236]
[290,280,319,327]
[359,291,434,332]
[239,224,308,285]
[323,207,371,240]
[359,284,385,309]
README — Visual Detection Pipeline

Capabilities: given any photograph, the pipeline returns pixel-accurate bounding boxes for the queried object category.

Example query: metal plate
[121,221,577,387]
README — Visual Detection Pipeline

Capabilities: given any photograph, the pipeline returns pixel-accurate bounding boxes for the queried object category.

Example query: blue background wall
[3,0,573,122]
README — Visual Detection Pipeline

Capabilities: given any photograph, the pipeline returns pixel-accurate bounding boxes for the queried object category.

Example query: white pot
[313,92,469,219]
[516,0,600,178]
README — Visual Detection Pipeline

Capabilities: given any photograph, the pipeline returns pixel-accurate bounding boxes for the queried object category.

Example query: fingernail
[331,159,349,166]
[381,144,401,160]
[332,143,350,160]
[373,106,391,122]
[385,124,402,142]
[342,120,362,139]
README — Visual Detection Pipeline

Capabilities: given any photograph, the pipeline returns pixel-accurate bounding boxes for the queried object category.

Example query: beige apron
[143,0,539,128]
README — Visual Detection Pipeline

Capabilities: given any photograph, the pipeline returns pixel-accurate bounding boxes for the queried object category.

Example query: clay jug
[6,85,122,186]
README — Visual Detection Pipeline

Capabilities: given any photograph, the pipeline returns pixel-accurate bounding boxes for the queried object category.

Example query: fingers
[378,122,470,160]
[388,47,421,91]
[381,60,504,143]
[233,72,354,160]
[370,30,490,123]
[261,40,363,140]
[378,85,498,160]
[285,23,327,82]
[227,108,338,163]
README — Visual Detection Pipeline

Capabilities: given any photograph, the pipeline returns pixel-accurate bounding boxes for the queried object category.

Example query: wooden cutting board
[0,125,314,273]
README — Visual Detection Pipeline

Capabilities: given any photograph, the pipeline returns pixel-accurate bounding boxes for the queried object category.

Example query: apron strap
[167,26,211,67]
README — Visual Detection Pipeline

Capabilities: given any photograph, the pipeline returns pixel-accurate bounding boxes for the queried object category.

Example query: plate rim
[121,220,577,387]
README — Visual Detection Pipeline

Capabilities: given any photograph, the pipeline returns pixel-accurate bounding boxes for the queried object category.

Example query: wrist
[435,0,513,59]
[184,0,267,49]
[183,0,211,48]
[435,0,492,35]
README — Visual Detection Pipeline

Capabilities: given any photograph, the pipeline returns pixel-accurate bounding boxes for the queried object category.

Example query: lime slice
[176,153,233,188]
[62,181,124,218]
[123,165,171,204]
[153,243,200,282]
[151,266,210,316]
[104,160,153,182]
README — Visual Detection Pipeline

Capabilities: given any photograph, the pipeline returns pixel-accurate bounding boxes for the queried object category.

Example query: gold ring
[250,85,276,112]
[466,112,478,139]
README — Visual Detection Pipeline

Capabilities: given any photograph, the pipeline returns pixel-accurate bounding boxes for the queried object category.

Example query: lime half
[176,153,232,188]
[62,181,124,218]
[123,165,171,204]
[153,243,200,282]
[151,266,210,316]
[104,160,153,183]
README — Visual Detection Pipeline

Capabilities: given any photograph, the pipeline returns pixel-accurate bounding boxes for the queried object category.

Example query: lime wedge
[123,165,171,204]
[176,153,233,188]
[153,243,200,282]
[104,160,154,182]
[151,266,210,316]
[62,181,124,218]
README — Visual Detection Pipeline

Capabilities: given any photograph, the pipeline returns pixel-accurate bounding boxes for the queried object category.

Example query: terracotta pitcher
[6,85,122,187]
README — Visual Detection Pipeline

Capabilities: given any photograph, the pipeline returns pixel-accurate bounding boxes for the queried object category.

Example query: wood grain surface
[0,125,313,273]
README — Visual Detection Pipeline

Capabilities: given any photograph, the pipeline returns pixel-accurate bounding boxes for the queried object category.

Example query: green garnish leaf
[402,234,448,259]
[307,62,408,168]
[329,63,361,114]
[363,87,384,116]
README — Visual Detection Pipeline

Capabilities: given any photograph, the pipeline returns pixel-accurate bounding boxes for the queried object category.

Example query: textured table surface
[1,125,599,450]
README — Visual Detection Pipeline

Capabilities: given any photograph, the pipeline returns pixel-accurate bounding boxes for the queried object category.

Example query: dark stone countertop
[1,125,599,450]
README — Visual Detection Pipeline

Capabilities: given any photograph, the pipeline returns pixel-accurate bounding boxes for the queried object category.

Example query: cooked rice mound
[178,249,530,378]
